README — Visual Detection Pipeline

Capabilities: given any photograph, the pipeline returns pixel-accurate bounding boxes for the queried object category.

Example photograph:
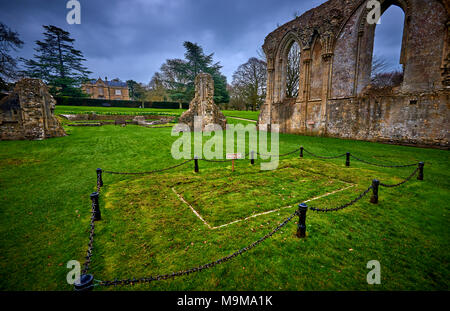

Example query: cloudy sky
[0,0,404,84]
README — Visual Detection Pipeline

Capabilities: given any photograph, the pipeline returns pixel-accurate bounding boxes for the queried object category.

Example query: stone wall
[178,73,227,131]
[0,79,66,140]
[259,0,449,148]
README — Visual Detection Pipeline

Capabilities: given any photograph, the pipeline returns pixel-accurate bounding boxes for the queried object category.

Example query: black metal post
[418,162,424,181]
[96,168,103,187]
[74,274,94,291]
[346,152,350,167]
[370,179,379,204]
[250,150,255,165]
[300,146,304,158]
[90,192,101,221]
[296,203,308,238]
[194,156,199,173]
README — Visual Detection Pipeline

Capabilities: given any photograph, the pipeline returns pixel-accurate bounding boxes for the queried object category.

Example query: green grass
[55,105,260,121]
[0,119,448,291]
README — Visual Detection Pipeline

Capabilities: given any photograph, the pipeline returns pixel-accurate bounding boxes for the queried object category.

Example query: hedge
[54,96,189,109]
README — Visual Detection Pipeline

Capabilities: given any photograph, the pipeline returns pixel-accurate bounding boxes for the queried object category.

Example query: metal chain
[96,175,101,193]
[350,154,418,168]
[257,147,300,158]
[302,148,347,159]
[379,167,419,188]
[201,158,233,163]
[103,159,193,175]
[96,210,299,287]
[309,185,373,212]
[82,199,97,274]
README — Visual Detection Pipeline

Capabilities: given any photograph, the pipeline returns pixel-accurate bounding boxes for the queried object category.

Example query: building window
[98,87,104,96]
[115,89,122,95]
[86,87,91,94]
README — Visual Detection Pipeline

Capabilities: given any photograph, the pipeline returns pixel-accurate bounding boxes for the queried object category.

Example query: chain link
[103,159,193,175]
[96,210,298,287]
[201,158,233,163]
[350,154,418,168]
[302,148,347,159]
[96,175,101,193]
[309,185,373,212]
[82,199,97,275]
[257,147,300,158]
[379,167,419,188]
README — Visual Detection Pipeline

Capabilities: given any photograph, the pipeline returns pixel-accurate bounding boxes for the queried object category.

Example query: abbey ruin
[0,78,66,140]
[258,0,449,147]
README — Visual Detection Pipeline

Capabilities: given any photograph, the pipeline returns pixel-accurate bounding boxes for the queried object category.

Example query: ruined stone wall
[326,91,449,146]
[178,73,227,131]
[259,0,449,148]
[0,79,66,140]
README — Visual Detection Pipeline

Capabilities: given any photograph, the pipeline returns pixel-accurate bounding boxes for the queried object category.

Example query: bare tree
[285,42,300,98]
[371,55,403,87]
[371,55,390,77]
[231,57,267,111]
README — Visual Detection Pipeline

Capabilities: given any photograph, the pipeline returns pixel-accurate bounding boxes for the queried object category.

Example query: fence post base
[370,179,379,204]
[418,162,424,180]
[346,152,350,167]
[194,156,199,173]
[300,146,303,158]
[296,203,308,238]
[250,151,255,165]
[74,274,94,291]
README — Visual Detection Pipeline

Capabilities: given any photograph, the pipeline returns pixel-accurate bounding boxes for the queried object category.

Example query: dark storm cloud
[0,0,404,83]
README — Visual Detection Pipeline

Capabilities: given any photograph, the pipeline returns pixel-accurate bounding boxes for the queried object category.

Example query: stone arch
[354,0,409,94]
[309,32,324,100]
[354,0,447,93]
[273,31,303,103]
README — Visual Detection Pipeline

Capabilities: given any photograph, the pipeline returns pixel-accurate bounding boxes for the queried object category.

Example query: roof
[88,78,127,88]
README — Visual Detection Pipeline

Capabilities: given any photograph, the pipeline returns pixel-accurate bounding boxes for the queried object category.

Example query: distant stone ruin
[0,78,66,140]
[259,0,449,147]
[178,72,227,131]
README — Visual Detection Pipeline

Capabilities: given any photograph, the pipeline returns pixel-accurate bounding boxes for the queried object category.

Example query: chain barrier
[95,210,298,287]
[379,167,419,188]
[201,158,233,163]
[309,185,373,212]
[96,175,101,193]
[78,146,424,289]
[103,159,193,175]
[257,147,301,158]
[82,199,97,275]
[350,154,418,168]
[302,148,347,159]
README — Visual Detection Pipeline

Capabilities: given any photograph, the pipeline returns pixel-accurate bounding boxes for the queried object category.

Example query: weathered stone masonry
[258,0,449,147]
[0,78,66,140]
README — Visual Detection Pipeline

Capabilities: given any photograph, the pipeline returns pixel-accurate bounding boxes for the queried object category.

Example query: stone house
[82,77,130,100]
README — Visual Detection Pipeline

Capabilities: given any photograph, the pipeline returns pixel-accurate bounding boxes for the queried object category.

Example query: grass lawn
[0,117,448,290]
[55,105,260,121]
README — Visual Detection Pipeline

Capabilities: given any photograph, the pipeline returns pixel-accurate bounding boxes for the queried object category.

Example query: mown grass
[55,105,260,121]
[0,118,448,291]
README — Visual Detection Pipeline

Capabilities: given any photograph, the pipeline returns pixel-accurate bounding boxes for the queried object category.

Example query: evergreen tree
[22,25,91,96]
[152,41,229,104]
[126,79,147,101]
[0,22,24,91]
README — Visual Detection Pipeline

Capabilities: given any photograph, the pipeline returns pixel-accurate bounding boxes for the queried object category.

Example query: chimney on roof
[105,76,108,82]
